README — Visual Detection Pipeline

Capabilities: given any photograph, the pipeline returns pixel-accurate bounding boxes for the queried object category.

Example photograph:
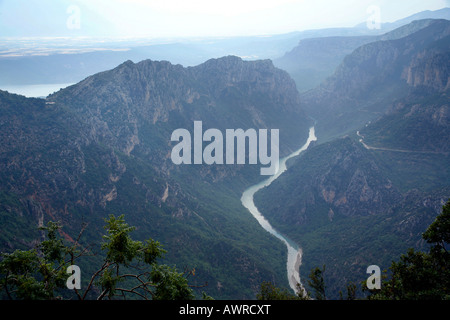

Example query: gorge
[241,126,317,294]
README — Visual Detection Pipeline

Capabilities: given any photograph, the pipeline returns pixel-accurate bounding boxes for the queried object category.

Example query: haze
[1,0,449,38]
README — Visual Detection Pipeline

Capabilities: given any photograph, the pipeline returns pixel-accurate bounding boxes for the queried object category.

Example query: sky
[0,0,449,38]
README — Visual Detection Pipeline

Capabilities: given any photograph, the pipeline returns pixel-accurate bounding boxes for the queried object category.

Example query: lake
[0,83,74,98]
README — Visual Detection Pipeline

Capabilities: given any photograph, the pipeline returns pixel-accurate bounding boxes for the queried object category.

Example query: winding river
[240,126,317,294]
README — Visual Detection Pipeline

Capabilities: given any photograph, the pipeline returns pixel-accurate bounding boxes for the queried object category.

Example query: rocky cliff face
[300,19,450,141]
[50,56,308,161]
[325,19,450,97]
[358,41,450,154]
[402,50,450,91]
[274,19,441,93]
[255,138,402,227]
[359,91,450,153]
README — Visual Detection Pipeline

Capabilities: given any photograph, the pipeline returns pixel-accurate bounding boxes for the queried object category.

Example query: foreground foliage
[367,199,450,300]
[0,214,207,300]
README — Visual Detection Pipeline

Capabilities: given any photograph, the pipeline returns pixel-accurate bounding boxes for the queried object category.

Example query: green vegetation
[360,93,450,153]
[256,281,307,300]
[0,214,206,300]
[257,200,450,300]
[307,265,327,300]
[368,199,450,300]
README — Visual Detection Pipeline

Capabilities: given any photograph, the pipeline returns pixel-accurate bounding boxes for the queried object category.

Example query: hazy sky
[1,0,449,38]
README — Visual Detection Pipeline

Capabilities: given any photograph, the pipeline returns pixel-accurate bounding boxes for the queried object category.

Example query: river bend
[240,127,317,294]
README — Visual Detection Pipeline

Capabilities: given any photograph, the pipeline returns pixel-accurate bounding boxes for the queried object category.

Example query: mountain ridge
[300,19,450,141]
[275,17,450,93]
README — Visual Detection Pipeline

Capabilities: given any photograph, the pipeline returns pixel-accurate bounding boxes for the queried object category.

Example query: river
[240,126,317,294]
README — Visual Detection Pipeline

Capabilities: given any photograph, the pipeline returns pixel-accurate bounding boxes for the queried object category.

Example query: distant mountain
[0,56,310,299]
[3,9,449,88]
[354,7,450,30]
[0,34,306,86]
[274,35,375,93]
[275,18,443,93]
[301,19,450,141]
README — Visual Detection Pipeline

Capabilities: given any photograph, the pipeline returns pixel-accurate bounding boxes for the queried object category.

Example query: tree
[257,281,297,300]
[0,214,206,300]
[307,265,326,300]
[0,221,75,300]
[339,282,357,300]
[368,199,450,300]
[257,281,310,300]
[423,199,450,253]
[257,200,450,300]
